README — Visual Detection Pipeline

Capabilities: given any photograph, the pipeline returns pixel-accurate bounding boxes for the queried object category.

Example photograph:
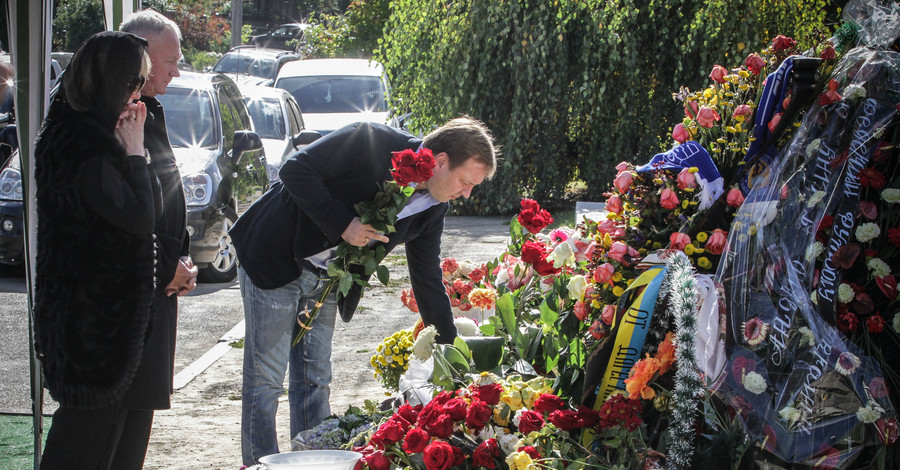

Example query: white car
[274,58,397,135]
[239,83,321,182]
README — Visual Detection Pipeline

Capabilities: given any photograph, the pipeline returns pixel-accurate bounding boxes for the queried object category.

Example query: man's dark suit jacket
[230,122,457,342]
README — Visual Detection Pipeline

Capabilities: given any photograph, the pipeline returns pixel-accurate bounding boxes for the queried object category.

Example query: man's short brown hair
[423,116,498,179]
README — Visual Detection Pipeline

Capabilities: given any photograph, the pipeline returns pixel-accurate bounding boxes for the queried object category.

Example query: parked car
[156,72,266,283]
[0,148,23,275]
[249,23,311,51]
[238,83,321,183]
[212,46,300,87]
[274,58,397,136]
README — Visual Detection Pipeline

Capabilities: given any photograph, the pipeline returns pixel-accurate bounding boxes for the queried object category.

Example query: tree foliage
[302,0,390,58]
[52,0,104,51]
[376,0,840,215]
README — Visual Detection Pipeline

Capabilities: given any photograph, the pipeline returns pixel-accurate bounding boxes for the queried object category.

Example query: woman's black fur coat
[33,95,157,408]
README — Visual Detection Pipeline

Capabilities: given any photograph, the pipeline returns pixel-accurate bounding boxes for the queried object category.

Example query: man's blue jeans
[239,265,337,465]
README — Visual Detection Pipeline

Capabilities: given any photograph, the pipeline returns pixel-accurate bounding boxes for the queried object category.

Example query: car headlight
[0,167,22,200]
[182,173,212,206]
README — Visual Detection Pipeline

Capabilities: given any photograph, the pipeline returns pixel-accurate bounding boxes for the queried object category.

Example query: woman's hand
[115,100,147,157]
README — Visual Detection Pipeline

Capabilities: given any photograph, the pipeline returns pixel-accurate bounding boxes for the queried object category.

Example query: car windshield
[244,96,285,140]
[213,53,276,79]
[278,76,387,113]
[157,87,218,150]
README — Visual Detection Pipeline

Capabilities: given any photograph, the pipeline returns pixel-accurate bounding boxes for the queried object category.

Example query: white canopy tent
[4,1,138,467]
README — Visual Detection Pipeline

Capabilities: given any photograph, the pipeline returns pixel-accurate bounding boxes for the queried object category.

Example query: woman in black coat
[33,31,159,469]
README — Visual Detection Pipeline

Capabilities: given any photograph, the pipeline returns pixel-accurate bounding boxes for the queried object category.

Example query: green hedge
[376,0,838,214]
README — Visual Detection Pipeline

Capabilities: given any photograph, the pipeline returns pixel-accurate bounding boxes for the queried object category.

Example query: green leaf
[364,258,378,276]
[461,336,505,372]
[338,272,354,297]
[376,265,390,285]
[539,299,558,328]
[452,337,472,359]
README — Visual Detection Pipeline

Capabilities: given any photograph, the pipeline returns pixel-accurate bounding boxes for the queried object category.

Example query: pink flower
[684,100,699,119]
[767,112,782,133]
[608,241,638,264]
[732,104,752,121]
[706,229,728,255]
[709,64,728,84]
[606,194,623,214]
[548,228,569,244]
[676,168,697,190]
[697,106,721,128]
[615,161,631,174]
[573,300,589,321]
[726,188,745,208]
[589,319,606,339]
[669,232,690,251]
[601,304,616,325]
[614,171,634,194]
[593,263,615,284]
[660,188,680,209]
[772,35,796,52]
[672,123,690,143]
[745,53,766,75]
[869,377,890,399]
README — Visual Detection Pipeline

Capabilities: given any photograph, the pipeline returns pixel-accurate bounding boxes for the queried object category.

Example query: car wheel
[198,209,238,283]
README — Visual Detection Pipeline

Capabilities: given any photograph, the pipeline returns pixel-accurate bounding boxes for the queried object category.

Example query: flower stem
[292,277,337,346]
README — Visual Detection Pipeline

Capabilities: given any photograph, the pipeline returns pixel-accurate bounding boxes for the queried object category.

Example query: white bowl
[259,450,363,470]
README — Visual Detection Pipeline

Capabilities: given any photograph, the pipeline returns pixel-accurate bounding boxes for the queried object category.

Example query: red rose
[726,188,745,208]
[576,405,601,428]
[465,399,493,430]
[771,35,796,52]
[516,409,545,434]
[549,409,584,430]
[415,148,436,181]
[424,414,454,439]
[732,104,752,121]
[452,446,465,466]
[821,45,836,60]
[709,64,728,84]
[442,398,469,421]
[392,164,418,186]
[518,198,554,234]
[877,417,899,446]
[402,428,431,454]
[517,445,542,460]
[472,383,503,405]
[745,53,766,75]
[520,241,547,266]
[533,393,566,414]
[472,439,500,469]
[423,441,456,470]
[669,232,690,251]
[363,450,391,470]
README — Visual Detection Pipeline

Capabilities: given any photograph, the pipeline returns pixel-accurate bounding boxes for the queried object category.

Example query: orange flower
[468,288,497,310]
[656,332,677,374]
[625,355,659,400]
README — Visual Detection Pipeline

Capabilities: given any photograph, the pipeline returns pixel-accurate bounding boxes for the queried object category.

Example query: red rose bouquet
[293,147,436,345]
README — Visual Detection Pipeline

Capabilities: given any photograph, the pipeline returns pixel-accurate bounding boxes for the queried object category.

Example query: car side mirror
[292,129,321,147]
[232,130,263,162]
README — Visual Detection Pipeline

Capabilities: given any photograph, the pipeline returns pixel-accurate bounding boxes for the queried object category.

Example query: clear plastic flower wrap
[714,36,900,466]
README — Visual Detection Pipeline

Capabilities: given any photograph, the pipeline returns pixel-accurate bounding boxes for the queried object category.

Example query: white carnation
[867,257,891,278]
[454,317,480,337]
[838,283,854,304]
[893,313,900,333]
[856,223,880,243]
[882,188,900,204]
[778,406,801,424]
[805,241,825,262]
[856,405,881,424]
[743,371,767,394]
[497,431,521,454]
[798,326,816,347]
[843,84,867,101]
[412,326,437,361]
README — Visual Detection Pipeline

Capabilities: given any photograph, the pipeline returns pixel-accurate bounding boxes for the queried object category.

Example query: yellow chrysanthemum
[698,257,712,269]
[613,286,625,297]
[684,244,696,255]
[695,232,709,243]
